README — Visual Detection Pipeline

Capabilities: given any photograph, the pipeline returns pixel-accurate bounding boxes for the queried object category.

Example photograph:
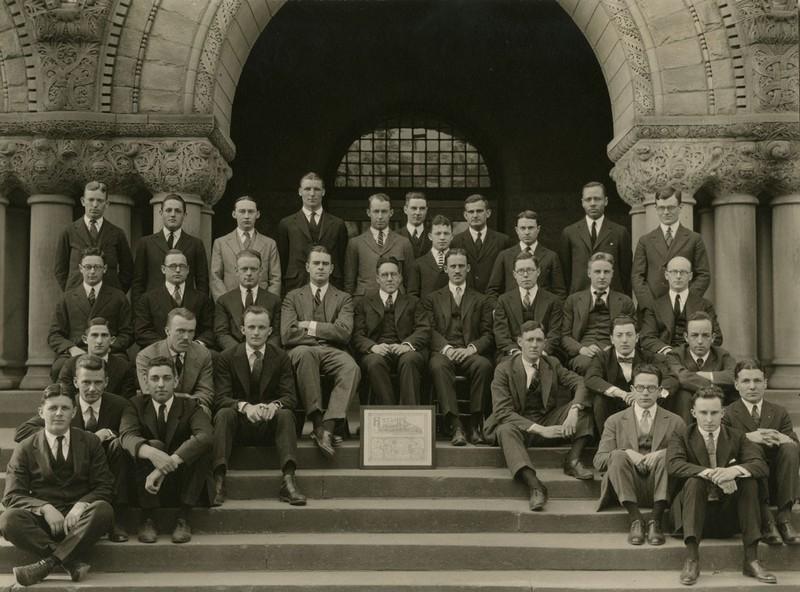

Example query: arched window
[335,118,492,189]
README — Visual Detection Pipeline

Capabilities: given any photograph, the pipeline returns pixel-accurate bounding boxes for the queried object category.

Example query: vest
[377,305,399,344]
[522,298,536,322]
[307,213,321,244]
[47,439,75,483]
[671,305,687,347]
[582,305,611,348]
[523,377,551,422]
[444,293,465,347]
[637,420,653,453]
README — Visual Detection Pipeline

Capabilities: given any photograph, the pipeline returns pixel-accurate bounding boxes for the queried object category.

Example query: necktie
[454,286,463,306]
[618,356,634,364]
[250,350,263,396]
[590,221,598,247]
[695,357,705,370]
[309,211,318,233]
[385,293,394,311]
[665,227,673,248]
[88,287,96,307]
[314,287,322,309]
[55,436,66,468]
[673,293,681,319]
[639,409,651,434]
[523,290,531,309]
[173,284,182,306]
[85,406,98,432]
[705,432,717,468]
[751,404,760,426]
[174,354,183,378]
[413,228,419,240]
[243,232,252,250]
[437,251,444,271]
[168,232,176,249]
[593,290,606,311]
[157,403,167,441]
[245,288,254,309]
[475,233,483,251]
[377,230,384,248]
[89,220,99,242]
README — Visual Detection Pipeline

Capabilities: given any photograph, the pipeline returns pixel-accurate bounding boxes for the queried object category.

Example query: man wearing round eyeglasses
[134,250,215,349]
[594,364,684,547]
[631,187,710,311]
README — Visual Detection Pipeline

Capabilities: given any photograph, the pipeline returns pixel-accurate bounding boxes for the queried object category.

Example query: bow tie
[617,357,635,364]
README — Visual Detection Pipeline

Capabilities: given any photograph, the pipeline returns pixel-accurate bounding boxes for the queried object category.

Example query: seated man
[353,256,430,405]
[120,356,213,544]
[585,315,679,434]
[136,308,215,416]
[281,246,360,458]
[48,247,132,379]
[641,256,721,355]
[212,306,306,507]
[593,364,685,546]
[723,359,800,546]
[561,253,635,374]
[425,248,494,446]
[407,214,452,299]
[215,249,282,351]
[493,251,562,360]
[134,249,215,349]
[667,385,775,586]
[57,317,137,399]
[0,384,114,586]
[666,311,737,420]
[485,321,594,513]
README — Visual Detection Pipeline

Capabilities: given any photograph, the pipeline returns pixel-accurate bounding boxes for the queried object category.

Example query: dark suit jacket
[451,228,514,293]
[131,230,210,303]
[487,243,566,299]
[640,293,721,353]
[344,230,416,296]
[723,399,798,443]
[423,286,494,356]
[632,225,710,310]
[214,343,297,411]
[57,353,137,399]
[559,218,632,294]
[280,284,353,349]
[14,392,131,443]
[560,290,635,358]
[48,283,133,354]
[214,287,282,350]
[134,283,215,348]
[666,344,736,393]
[135,339,215,409]
[397,226,432,261]
[352,292,430,355]
[3,428,113,511]
[55,218,134,293]
[120,394,212,464]
[584,346,679,399]
[277,210,348,292]
[484,354,588,443]
[493,288,562,357]
[407,251,450,299]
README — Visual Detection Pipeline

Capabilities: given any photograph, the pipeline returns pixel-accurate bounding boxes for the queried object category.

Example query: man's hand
[579,345,601,358]
[41,504,65,536]
[696,371,713,381]
[93,428,116,443]
[449,348,469,363]
[145,469,165,494]
[258,402,280,421]
[746,429,776,446]
[719,480,737,495]
[625,449,646,466]
[243,404,263,424]
[64,502,88,534]
[298,321,311,330]
[68,346,86,357]
[641,449,665,471]
[775,432,797,445]
[147,447,179,473]
[562,407,579,437]
[531,424,563,439]
[709,466,741,485]
[393,344,413,355]
[608,387,634,405]
[370,343,393,357]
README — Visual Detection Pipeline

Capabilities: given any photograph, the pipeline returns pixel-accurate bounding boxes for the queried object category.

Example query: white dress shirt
[84,216,104,233]
[660,221,680,241]
[469,227,486,243]
[521,357,540,388]
[163,227,182,245]
[240,285,259,308]
[302,206,323,224]
[44,429,70,460]
[83,281,102,298]
[586,215,604,235]
[633,403,653,434]
[307,282,330,337]
[151,395,174,419]
[669,289,689,312]
[519,241,537,253]
[406,223,424,239]
[79,398,102,427]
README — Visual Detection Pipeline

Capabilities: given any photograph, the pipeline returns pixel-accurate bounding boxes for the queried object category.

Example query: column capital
[711,194,760,207]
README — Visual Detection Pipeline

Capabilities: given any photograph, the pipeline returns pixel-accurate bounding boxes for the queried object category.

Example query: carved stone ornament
[735,0,799,44]
[193,0,242,113]
[752,44,800,112]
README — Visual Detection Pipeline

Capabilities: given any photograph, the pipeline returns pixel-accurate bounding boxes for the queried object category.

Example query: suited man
[131,193,210,303]
[0,385,114,586]
[211,195,281,300]
[667,386,774,586]
[640,256,721,355]
[632,187,710,311]
[48,247,133,378]
[344,193,416,297]
[425,249,494,446]
[450,194,513,293]
[561,253,635,374]
[559,181,632,295]
[493,251,562,359]
[120,356,213,545]
[134,249,215,348]
[215,249,282,350]
[594,364,685,546]
[57,318,137,399]
[54,180,134,293]
[722,359,800,546]
[487,210,566,299]
[484,321,595,512]
[585,315,679,434]
[277,172,348,292]
[407,214,452,299]
[666,312,736,422]
[136,308,215,414]
[353,256,430,405]
[212,306,305,506]
[396,191,432,260]
[281,246,360,458]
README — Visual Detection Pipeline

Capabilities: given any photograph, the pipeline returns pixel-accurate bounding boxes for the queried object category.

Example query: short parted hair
[161,193,186,210]
[236,248,262,265]
[376,255,401,273]
[367,192,392,208]
[163,248,187,264]
[145,355,175,376]
[588,252,615,267]
[430,214,451,228]
[516,210,539,224]
[405,191,426,204]
[84,316,111,332]
[74,354,106,373]
[655,186,682,204]
[84,180,107,196]
[582,181,606,195]
[693,384,725,405]
[734,358,766,379]
[686,311,713,326]
[444,247,468,265]
[41,383,74,406]
[307,245,331,262]
[513,250,538,268]
[300,171,324,188]
[243,305,270,325]
[518,320,545,337]
[166,307,196,325]
[464,194,489,208]
[632,363,662,384]
[611,314,638,331]
[234,195,259,209]
[80,246,106,263]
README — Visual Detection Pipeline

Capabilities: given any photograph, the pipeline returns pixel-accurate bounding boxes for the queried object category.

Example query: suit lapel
[577,221,592,250]
[34,431,55,481]
[67,429,85,485]
[393,293,408,325]
[224,231,241,258]
[669,226,691,257]
[608,292,624,319]
[620,408,639,451]
[651,406,669,450]
[577,291,591,334]
[259,349,277,395]
[656,296,674,328]
[608,348,623,386]
[716,428,732,467]
[689,428,712,467]
[143,400,160,441]
[649,229,669,260]
[512,357,527,412]
[75,219,93,246]
[234,345,252,398]
[596,221,612,250]
[93,284,112,313]
[509,292,524,329]
[164,397,182,448]
[540,359,553,408]
[70,288,92,317]
[323,287,338,321]
[761,401,775,430]
[294,211,312,242]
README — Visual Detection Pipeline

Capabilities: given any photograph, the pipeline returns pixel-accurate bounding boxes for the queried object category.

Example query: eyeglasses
[666,270,691,276]
[656,205,679,212]
[378,272,400,279]
[514,268,538,275]
[632,385,660,394]
[164,264,188,271]
[80,264,104,271]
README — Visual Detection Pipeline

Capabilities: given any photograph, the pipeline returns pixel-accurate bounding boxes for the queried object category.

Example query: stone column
[21,194,75,389]
[769,193,800,388]
[678,193,696,230]
[712,193,758,360]
[698,207,715,302]
[200,205,214,261]
[756,206,773,363]
[0,196,18,388]
[150,192,204,237]
[629,203,646,248]
[105,193,134,242]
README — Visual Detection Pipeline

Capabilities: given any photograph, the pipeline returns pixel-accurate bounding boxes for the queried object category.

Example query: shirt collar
[245,343,266,360]
[669,289,689,308]
[449,282,466,296]
[84,281,102,296]
[79,396,102,415]
[406,223,424,236]
[240,285,258,301]
[84,216,103,231]
[744,400,762,415]
[152,396,174,417]
[660,221,680,236]
[163,227,182,243]
[310,282,329,300]
[702,426,721,441]
[168,345,185,360]
[591,287,608,303]
[469,227,485,242]
[586,215,604,231]
[370,227,387,242]
[237,228,255,242]
[518,285,538,302]
[519,241,536,253]
[521,357,540,386]
[166,280,185,293]
[430,247,447,260]
[616,349,635,362]
[302,206,323,220]
[378,289,397,305]
[691,352,707,366]
[633,402,654,422]
[44,429,70,452]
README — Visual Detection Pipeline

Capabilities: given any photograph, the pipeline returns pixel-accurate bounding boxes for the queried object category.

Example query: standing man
[450,194,513,293]
[407,214,452,299]
[0,384,114,586]
[632,187,710,311]
[131,193,210,303]
[281,247,360,458]
[211,195,281,300]
[559,181,632,295]
[397,191,432,260]
[277,172,348,292]
[344,193,416,297]
[54,180,134,293]
[487,210,566,299]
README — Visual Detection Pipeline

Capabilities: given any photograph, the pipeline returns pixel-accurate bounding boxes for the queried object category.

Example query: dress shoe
[742,559,777,584]
[563,459,593,480]
[332,434,344,447]
[450,426,467,447]
[109,521,129,543]
[469,424,486,446]
[62,560,91,582]
[627,519,645,545]
[279,474,308,506]
[529,487,548,511]
[212,472,226,506]
[137,518,157,543]
[778,521,800,545]
[13,557,58,587]
[646,519,665,545]
[171,518,192,544]
[762,520,784,545]
[311,429,335,458]
[679,557,699,586]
